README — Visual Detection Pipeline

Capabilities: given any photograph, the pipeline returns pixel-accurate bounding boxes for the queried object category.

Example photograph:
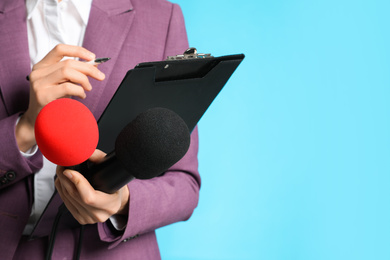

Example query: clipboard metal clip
[166,47,213,60]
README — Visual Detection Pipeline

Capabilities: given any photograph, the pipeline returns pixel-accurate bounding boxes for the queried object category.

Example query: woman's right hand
[16,44,106,152]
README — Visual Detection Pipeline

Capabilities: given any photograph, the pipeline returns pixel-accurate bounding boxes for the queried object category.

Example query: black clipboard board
[29,51,244,238]
[97,52,245,152]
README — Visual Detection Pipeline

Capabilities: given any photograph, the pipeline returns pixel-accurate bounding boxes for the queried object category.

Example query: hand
[55,149,130,225]
[16,44,105,152]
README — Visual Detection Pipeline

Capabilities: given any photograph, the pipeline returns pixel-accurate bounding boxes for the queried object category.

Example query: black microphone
[82,107,191,194]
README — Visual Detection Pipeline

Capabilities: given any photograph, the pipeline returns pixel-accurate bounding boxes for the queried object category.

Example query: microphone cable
[45,201,65,260]
[45,202,85,260]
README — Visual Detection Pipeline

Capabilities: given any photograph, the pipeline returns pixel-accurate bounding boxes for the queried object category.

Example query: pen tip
[95,57,111,64]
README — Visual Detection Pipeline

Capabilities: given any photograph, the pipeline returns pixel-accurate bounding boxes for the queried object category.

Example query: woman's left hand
[55,149,130,225]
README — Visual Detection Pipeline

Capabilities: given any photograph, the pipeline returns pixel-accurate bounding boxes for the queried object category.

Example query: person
[0,0,200,259]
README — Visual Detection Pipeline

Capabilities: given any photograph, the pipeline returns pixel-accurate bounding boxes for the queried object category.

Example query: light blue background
[157,1,390,259]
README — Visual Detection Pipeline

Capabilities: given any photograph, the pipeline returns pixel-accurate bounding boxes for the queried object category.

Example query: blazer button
[0,176,8,185]
[5,171,16,181]
[123,234,139,242]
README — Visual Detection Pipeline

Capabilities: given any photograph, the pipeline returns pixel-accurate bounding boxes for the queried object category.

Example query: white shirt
[26,0,92,66]
[23,0,93,235]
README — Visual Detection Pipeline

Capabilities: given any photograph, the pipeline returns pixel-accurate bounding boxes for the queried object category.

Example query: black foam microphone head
[115,107,191,179]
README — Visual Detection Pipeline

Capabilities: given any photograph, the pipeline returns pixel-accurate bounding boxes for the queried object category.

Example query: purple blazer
[0,0,200,259]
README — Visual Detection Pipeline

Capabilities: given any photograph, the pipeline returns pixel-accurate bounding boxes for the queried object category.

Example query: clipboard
[97,48,245,152]
[29,49,244,238]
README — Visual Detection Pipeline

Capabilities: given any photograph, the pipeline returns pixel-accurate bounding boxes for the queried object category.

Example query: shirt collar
[70,0,93,25]
[26,0,39,19]
[26,0,93,25]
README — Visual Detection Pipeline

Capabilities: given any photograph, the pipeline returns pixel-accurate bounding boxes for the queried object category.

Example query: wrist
[15,114,36,152]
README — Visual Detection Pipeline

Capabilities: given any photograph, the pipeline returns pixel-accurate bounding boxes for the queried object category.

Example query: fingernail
[64,170,73,179]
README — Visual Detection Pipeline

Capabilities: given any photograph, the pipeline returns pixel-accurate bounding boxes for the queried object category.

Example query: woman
[0,0,200,259]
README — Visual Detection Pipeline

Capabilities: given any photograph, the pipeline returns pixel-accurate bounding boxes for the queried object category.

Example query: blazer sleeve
[97,4,201,248]
[0,112,43,190]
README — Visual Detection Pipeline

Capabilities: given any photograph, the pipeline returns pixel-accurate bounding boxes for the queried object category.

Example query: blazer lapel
[0,0,31,115]
[77,0,135,119]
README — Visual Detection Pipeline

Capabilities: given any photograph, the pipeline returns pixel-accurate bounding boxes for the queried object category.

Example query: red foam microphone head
[35,98,99,166]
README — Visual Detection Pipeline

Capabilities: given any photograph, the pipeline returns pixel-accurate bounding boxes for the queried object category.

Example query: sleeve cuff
[109,214,127,231]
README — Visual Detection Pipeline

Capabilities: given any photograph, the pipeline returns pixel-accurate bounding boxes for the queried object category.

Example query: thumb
[63,169,96,202]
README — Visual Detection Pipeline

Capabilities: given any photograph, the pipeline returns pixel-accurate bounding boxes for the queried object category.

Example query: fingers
[56,177,101,225]
[55,167,122,225]
[30,58,105,86]
[35,44,95,68]
[34,68,94,100]
[29,60,105,112]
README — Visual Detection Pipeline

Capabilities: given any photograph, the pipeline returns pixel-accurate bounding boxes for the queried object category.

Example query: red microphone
[34,98,99,166]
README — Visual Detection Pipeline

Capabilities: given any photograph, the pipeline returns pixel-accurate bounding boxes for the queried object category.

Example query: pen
[26,57,111,81]
[85,57,111,65]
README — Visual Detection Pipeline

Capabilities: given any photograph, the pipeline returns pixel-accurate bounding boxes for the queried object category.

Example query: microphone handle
[67,161,89,175]
[70,152,135,194]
